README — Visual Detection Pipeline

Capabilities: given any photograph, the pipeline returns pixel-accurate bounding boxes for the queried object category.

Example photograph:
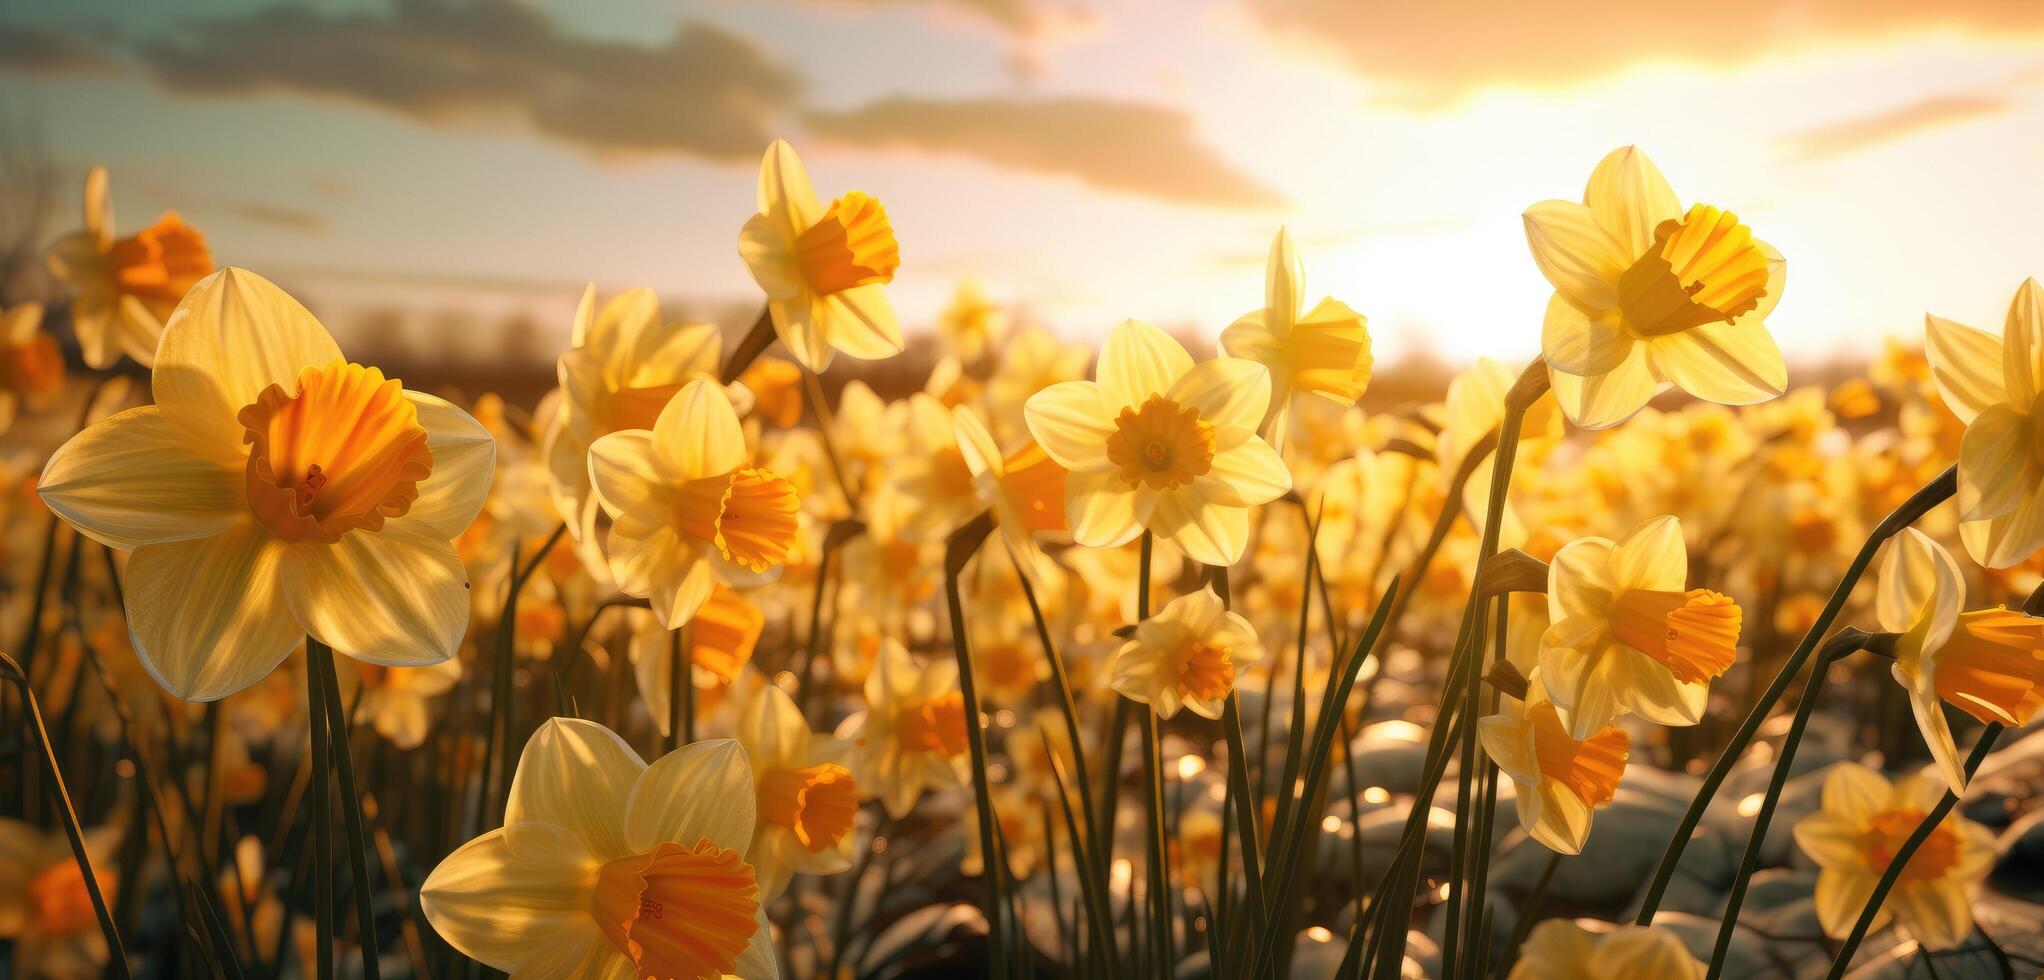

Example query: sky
[3,0,2043,369]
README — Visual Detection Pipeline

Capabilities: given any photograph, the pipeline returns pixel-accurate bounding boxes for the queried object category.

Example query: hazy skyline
[5,0,2043,367]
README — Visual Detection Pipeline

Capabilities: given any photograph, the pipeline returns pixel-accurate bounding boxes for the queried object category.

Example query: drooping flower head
[1024,320,1290,566]
[1793,762,1995,950]
[421,719,777,979]
[1877,528,2044,791]
[1524,146,1786,429]
[1540,515,1744,737]
[738,140,905,372]
[1110,587,1264,720]
[1477,669,1630,854]
[1923,278,2044,567]
[1220,227,1372,441]
[1508,920,1704,980]
[45,166,215,369]
[38,269,495,700]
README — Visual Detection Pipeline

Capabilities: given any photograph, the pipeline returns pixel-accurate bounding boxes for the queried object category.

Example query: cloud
[226,201,330,234]
[132,0,798,162]
[808,0,1097,37]
[0,19,121,74]
[1241,1,2044,103]
[1784,93,2010,160]
[805,95,1284,209]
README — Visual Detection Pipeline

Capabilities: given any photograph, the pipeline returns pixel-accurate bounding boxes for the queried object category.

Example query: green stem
[1634,465,1956,924]
[667,628,687,751]
[306,642,335,980]
[1495,851,1562,978]
[942,511,1009,978]
[310,638,383,980]
[1825,724,2002,980]
[1143,706,1173,979]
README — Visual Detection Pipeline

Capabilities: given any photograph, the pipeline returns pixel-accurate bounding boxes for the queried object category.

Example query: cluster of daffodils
[2,142,2041,980]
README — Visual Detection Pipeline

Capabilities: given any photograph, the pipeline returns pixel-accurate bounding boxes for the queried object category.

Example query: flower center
[1106,394,1216,491]
[1002,441,1069,532]
[1609,588,1742,685]
[759,763,858,851]
[1858,809,1962,886]
[895,692,969,756]
[590,838,761,980]
[1934,607,2044,726]
[689,586,765,684]
[239,360,433,544]
[793,192,900,295]
[107,212,214,307]
[1529,702,1629,807]
[1615,204,1770,338]
[28,860,107,936]
[673,468,801,572]
[1175,641,1236,702]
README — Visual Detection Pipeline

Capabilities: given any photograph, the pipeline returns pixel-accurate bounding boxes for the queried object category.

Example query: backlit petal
[1541,293,1633,377]
[124,521,298,701]
[1198,439,1290,507]
[419,823,597,972]
[1097,320,1192,411]
[1065,468,1142,549]
[1923,314,2007,425]
[1150,489,1248,566]
[2000,278,2044,407]
[607,512,717,628]
[1647,317,1787,406]
[818,284,904,360]
[153,268,342,455]
[404,391,496,539]
[1583,145,1682,259]
[623,738,757,854]
[588,430,667,518]
[1956,403,2032,522]
[653,379,747,480]
[1792,811,1866,868]
[505,718,646,861]
[1167,357,1270,436]
[1892,877,1973,950]
[1611,515,1687,593]
[282,522,470,666]
[1025,381,1113,471]
[1547,344,1660,430]
[1522,199,1627,312]
[1814,868,1883,939]
[38,405,241,550]
[1960,490,2044,569]
[757,140,821,243]
[1546,537,1616,622]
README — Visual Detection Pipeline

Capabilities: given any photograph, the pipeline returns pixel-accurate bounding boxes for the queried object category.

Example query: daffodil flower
[1477,669,1630,854]
[1507,920,1704,980]
[0,302,63,436]
[345,659,461,750]
[953,404,1066,584]
[845,638,970,818]
[44,166,214,369]
[587,379,801,628]
[543,286,722,582]
[0,818,120,978]
[38,269,495,700]
[738,139,904,372]
[1877,528,2044,791]
[1110,587,1263,720]
[736,685,859,899]
[1024,319,1290,566]
[938,279,1007,361]
[1220,227,1372,441]
[1524,146,1786,429]
[1793,762,1994,950]
[1540,516,1744,737]
[420,719,777,978]
[628,586,766,738]
[1923,278,2044,567]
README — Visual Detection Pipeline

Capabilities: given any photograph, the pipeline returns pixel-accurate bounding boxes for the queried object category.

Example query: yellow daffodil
[1508,920,1704,980]
[629,586,766,738]
[953,404,1067,584]
[0,302,63,436]
[938,279,1007,361]
[986,326,1090,437]
[1793,762,1994,950]
[1477,669,1630,854]
[1540,516,1743,737]
[45,166,215,369]
[421,718,777,978]
[0,819,120,980]
[543,286,722,582]
[846,638,970,818]
[890,393,983,542]
[1923,278,2044,567]
[738,139,904,372]
[37,269,495,700]
[346,658,461,750]
[963,782,1045,880]
[587,379,800,628]
[1877,528,2044,791]
[737,357,805,429]
[737,685,859,899]
[1220,227,1372,441]
[1024,320,1290,565]
[1524,146,1786,429]
[1111,587,1263,720]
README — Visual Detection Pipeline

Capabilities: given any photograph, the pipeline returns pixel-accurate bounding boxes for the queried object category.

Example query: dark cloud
[1242,1,2044,104]
[1784,94,2009,160]
[133,0,799,162]
[0,19,121,74]
[805,95,1284,209]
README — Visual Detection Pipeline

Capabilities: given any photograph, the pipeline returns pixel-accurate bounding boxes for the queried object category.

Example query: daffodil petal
[1538,636,1621,739]
[768,295,833,374]
[623,738,758,854]
[1591,926,1704,980]
[1956,403,2032,522]
[1611,515,1687,593]
[2000,278,2044,407]
[124,521,299,701]
[153,268,343,455]
[739,685,811,772]
[506,921,632,980]
[1817,762,1891,824]
[1546,537,1617,622]
[1891,877,1973,950]
[1923,314,2007,426]
[1541,294,1633,378]
[1199,439,1290,507]
[1905,676,1969,794]
[281,524,468,666]
[1522,199,1626,312]
[1024,381,1112,471]
[1065,468,1142,550]
[819,284,905,360]
[37,405,241,550]
[653,379,747,480]
[1097,320,1191,411]
[505,718,645,861]
[1529,781,1591,854]
[733,908,781,980]
[588,430,667,518]
[1583,145,1682,259]
[1814,868,1884,939]
[1647,317,1787,406]
[1792,811,1866,868]
[419,822,597,973]
[607,512,717,628]
[1610,647,1706,727]
[404,391,496,539]
[1167,356,1270,436]
[1547,345,1660,430]
[757,139,822,243]
[1150,490,1248,566]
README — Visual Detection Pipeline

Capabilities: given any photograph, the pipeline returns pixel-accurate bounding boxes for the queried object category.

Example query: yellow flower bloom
[889,393,983,542]
[0,819,121,980]
[738,140,904,372]
[1111,587,1263,720]
[420,719,777,979]
[37,269,495,700]
[543,286,722,582]
[954,404,1067,584]
[736,685,858,899]
[1923,278,2044,567]
[1024,320,1290,565]
[1793,762,1994,950]
[587,379,801,628]
[0,302,63,436]
[848,639,970,818]
[1220,227,1372,436]
[345,658,462,750]
[1478,670,1630,854]
[1877,528,2044,791]
[44,166,216,369]
[629,585,767,738]
[737,357,806,429]
[1540,516,1743,737]
[1524,146,1786,429]
[1508,920,1704,980]
[986,326,1090,433]
[938,279,1007,361]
